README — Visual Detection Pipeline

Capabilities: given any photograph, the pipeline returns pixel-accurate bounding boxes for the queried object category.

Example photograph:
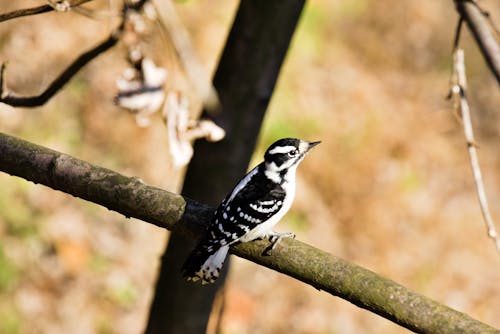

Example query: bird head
[264,138,320,174]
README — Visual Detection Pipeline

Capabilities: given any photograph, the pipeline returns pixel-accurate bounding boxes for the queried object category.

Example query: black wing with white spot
[206,163,286,247]
[182,163,286,283]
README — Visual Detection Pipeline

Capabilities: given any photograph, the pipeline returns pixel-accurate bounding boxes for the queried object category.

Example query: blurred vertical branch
[152,0,220,113]
[454,0,500,85]
[144,1,306,333]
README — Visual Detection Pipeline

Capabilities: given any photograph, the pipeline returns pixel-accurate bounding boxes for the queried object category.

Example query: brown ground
[0,1,499,333]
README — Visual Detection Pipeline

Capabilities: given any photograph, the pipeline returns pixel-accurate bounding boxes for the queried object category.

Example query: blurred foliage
[0,306,22,334]
[89,252,111,274]
[106,280,138,309]
[0,246,19,293]
[0,182,38,239]
[285,211,310,233]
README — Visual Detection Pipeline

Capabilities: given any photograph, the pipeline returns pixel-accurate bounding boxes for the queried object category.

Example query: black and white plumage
[182,138,320,284]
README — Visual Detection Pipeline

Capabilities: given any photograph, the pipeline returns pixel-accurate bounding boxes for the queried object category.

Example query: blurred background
[1,0,500,333]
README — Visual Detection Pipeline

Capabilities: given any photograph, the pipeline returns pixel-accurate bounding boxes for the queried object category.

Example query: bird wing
[204,164,286,248]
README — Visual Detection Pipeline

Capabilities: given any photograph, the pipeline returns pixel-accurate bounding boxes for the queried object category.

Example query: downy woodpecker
[182,138,320,284]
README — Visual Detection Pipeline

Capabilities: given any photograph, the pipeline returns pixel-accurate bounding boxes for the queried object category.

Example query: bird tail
[182,243,229,284]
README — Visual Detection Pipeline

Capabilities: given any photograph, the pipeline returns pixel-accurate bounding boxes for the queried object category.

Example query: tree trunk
[144,1,306,333]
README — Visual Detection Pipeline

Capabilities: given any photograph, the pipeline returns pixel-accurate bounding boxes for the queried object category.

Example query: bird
[182,138,320,284]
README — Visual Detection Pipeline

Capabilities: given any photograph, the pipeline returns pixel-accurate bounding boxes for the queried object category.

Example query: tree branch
[0,0,94,23]
[450,49,500,252]
[0,132,498,334]
[0,1,149,108]
[0,132,211,238]
[454,0,500,85]
[0,33,119,107]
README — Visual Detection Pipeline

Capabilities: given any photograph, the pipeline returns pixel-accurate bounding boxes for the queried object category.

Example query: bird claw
[262,231,295,256]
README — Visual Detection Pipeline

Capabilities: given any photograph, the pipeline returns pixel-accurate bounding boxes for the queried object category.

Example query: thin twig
[0,2,148,108]
[0,0,94,23]
[0,33,119,107]
[47,0,71,12]
[0,62,7,99]
[471,0,500,40]
[451,48,500,253]
[447,18,464,100]
[454,0,500,85]
[453,18,464,50]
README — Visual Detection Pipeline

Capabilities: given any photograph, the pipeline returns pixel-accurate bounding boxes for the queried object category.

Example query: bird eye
[288,149,298,157]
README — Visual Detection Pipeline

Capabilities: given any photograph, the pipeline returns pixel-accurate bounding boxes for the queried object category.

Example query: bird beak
[298,140,321,155]
[307,141,321,150]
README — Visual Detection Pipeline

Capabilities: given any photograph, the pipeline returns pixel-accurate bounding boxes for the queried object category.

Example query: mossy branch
[0,132,498,334]
[0,132,211,238]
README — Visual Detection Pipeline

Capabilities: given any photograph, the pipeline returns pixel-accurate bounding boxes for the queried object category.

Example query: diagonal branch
[0,33,120,107]
[0,131,498,334]
[454,0,500,85]
[0,0,94,23]
[0,131,210,237]
[0,1,148,108]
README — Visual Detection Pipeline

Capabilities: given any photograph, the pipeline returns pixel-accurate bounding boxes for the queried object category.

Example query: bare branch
[0,33,119,107]
[447,18,464,100]
[453,18,464,51]
[454,0,500,85]
[0,131,499,334]
[450,48,500,253]
[0,0,94,23]
[0,2,150,108]
[0,62,7,99]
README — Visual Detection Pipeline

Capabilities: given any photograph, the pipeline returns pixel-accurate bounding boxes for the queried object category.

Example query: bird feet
[262,231,296,256]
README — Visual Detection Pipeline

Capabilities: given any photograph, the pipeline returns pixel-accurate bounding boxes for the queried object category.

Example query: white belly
[238,175,296,242]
